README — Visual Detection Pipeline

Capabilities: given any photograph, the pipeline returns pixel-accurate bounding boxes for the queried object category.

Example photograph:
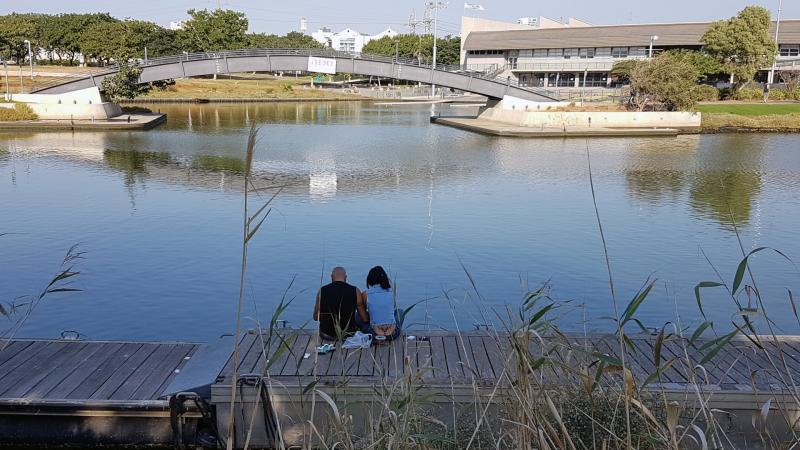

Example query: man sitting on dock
[313,266,368,341]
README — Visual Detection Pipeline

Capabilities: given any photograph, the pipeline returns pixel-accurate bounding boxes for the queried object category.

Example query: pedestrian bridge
[32,48,558,102]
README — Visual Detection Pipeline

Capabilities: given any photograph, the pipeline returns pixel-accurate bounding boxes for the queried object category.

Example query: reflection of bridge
[32,48,558,101]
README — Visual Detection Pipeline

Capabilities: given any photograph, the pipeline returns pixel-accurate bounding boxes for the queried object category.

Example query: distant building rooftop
[463,20,800,50]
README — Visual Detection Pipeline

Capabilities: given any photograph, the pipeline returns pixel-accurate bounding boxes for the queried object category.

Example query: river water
[1,102,799,341]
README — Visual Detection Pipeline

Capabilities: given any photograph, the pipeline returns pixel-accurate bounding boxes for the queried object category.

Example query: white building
[169,21,185,31]
[311,27,398,53]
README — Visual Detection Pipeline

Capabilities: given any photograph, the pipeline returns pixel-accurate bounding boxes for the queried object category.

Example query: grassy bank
[698,102,800,132]
[696,103,800,115]
[138,76,363,101]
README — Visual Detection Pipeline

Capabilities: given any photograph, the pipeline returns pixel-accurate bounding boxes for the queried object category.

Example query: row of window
[470,45,800,59]
[466,50,504,55]
[780,45,800,57]
[469,47,651,60]
[518,72,609,88]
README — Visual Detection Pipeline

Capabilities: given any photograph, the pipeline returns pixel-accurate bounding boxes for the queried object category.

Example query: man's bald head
[331,266,347,282]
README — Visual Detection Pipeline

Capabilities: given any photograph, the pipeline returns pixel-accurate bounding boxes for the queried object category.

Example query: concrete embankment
[432,97,702,137]
[431,116,680,137]
[0,113,166,131]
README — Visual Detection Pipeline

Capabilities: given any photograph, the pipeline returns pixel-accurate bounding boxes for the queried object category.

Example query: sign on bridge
[308,56,337,74]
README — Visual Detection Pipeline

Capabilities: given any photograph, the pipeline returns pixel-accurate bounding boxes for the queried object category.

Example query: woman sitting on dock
[359,266,404,341]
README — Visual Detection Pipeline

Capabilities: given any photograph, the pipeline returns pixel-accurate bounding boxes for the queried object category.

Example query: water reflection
[689,135,764,229]
[104,149,174,186]
[625,135,697,203]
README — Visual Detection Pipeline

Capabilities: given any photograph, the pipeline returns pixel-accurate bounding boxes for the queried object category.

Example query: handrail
[32,47,557,98]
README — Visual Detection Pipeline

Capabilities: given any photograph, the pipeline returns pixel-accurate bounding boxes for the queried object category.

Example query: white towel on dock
[342,331,372,349]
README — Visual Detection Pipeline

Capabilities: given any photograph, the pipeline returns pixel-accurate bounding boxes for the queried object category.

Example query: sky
[1,0,797,36]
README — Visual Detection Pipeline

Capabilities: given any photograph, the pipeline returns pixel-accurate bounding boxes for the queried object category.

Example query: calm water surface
[1,102,799,341]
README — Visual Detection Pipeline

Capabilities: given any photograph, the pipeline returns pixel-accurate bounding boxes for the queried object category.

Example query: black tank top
[319,281,358,338]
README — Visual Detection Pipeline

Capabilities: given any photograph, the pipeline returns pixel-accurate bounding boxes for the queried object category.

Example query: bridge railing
[32,48,558,98]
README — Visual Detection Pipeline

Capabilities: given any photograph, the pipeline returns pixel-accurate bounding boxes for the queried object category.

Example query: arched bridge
[32,48,558,101]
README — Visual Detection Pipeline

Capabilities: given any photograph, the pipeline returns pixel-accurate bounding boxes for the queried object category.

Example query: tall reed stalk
[226,124,282,449]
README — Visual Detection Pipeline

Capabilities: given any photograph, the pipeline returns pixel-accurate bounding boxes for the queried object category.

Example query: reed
[1,244,83,350]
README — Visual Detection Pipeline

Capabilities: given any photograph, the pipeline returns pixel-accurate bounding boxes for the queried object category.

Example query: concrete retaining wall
[1,87,122,120]
[4,87,103,105]
[479,106,701,130]
[1,102,122,120]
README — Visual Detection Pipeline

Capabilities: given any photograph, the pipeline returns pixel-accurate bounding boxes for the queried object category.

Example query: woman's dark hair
[366,266,391,290]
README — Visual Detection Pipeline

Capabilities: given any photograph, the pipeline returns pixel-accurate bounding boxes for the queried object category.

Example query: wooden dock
[3,331,800,447]
[0,338,201,446]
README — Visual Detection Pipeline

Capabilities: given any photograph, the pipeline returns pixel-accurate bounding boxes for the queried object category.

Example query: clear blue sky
[2,0,797,36]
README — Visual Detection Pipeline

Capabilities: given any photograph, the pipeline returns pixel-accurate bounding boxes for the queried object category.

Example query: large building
[311,27,398,53]
[460,17,800,88]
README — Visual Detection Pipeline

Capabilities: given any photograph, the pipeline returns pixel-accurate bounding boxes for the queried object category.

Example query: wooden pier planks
[0,339,199,402]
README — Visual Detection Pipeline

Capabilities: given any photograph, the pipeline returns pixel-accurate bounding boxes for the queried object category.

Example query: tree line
[0,9,323,66]
[362,34,461,66]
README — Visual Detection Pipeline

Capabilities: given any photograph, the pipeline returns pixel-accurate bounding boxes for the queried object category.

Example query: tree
[38,13,117,64]
[611,60,639,84]
[627,52,704,111]
[79,19,176,65]
[79,21,123,64]
[101,62,151,102]
[701,6,777,88]
[362,34,461,65]
[0,13,41,63]
[248,31,322,49]
[664,49,724,80]
[179,9,248,52]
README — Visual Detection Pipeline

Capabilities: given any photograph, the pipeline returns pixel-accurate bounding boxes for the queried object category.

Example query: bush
[0,103,38,121]
[150,79,176,91]
[694,84,720,101]
[769,89,787,101]
[733,88,762,101]
[101,62,151,102]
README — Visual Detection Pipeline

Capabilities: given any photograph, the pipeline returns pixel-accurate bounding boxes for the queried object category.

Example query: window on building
[581,72,608,87]
[611,47,629,58]
[558,73,576,87]
[780,45,800,57]
[548,48,563,57]
[506,57,518,69]
[579,48,595,59]
[563,49,578,59]
[533,49,548,58]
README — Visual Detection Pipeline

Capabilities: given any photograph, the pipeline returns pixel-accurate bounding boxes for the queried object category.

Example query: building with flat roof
[461,17,800,88]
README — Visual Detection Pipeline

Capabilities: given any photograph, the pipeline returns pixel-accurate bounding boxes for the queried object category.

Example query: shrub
[718,87,734,100]
[0,103,38,121]
[733,87,762,101]
[769,88,787,101]
[150,79,176,91]
[101,62,151,102]
[694,84,720,101]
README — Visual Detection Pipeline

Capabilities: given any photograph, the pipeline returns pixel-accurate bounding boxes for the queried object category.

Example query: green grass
[696,103,800,116]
